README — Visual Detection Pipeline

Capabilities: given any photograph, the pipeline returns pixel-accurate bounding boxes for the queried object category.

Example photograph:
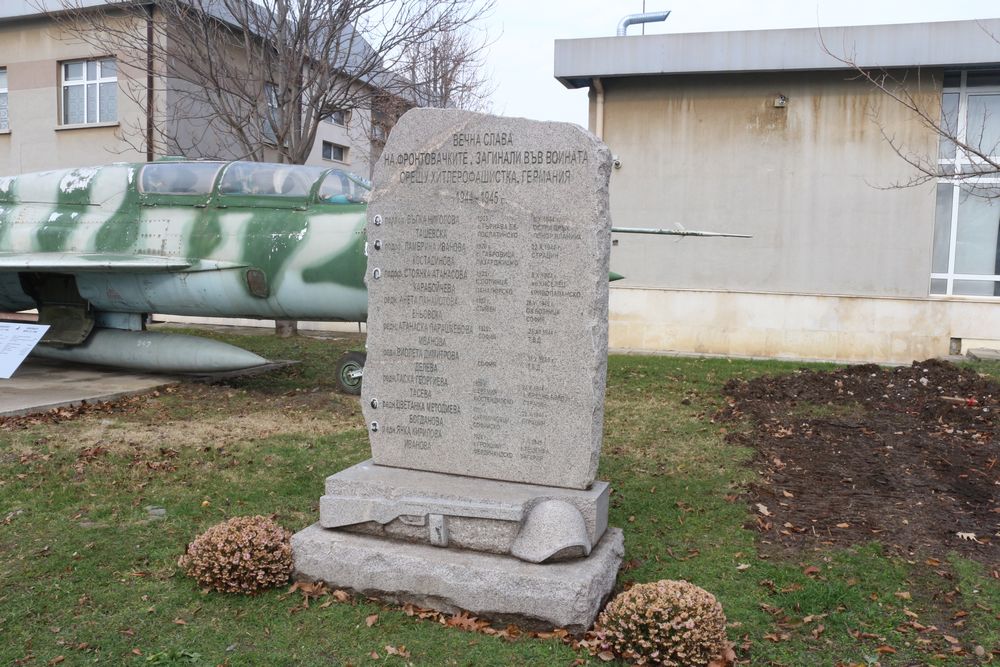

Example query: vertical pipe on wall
[592,77,604,140]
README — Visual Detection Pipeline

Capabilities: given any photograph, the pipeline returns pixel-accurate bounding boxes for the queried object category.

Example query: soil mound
[722,360,999,563]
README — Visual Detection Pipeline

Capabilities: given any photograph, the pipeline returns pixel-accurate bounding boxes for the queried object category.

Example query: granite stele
[292,108,624,631]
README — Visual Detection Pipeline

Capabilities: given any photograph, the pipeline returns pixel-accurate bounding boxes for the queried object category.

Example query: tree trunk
[274,319,298,337]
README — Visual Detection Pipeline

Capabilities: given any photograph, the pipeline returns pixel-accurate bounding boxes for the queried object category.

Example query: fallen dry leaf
[957,532,983,544]
[365,614,378,628]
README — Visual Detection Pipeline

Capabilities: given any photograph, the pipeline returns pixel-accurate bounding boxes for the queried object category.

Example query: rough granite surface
[318,459,609,559]
[362,108,613,489]
[292,523,624,632]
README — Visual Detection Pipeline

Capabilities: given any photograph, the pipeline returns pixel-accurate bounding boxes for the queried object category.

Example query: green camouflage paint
[239,207,309,291]
[185,208,223,260]
[36,209,80,252]
[0,161,371,321]
[302,205,367,285]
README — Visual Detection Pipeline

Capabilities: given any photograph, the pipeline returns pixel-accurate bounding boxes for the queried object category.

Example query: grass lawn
[1,329,997,666]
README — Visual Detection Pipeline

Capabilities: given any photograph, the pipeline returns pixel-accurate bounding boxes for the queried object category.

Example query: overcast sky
[482,0,1000,127]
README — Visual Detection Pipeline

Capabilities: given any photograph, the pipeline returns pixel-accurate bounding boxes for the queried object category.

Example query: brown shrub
[597,579,728,666]
[178,515,292,594]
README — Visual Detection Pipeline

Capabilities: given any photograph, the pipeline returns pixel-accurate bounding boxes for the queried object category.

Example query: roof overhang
[0,0,135,23]
[555,18,1000,89]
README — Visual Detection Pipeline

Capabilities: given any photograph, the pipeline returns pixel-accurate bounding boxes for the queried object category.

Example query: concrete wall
[589,69,999,363]
[609,287,1000,364]
[602,70,942,298]
[0,15,146,175]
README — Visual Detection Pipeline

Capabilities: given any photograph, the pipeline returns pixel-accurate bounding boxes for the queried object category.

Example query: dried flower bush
[178,515,293,594]
[597,579,728,666]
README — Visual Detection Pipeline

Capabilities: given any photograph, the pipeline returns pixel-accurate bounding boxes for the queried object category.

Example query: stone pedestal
[318,460,609,562]
[292,524,624,632]
[292,109,620,631]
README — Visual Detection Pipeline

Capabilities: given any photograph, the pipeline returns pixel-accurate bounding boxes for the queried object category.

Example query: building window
[61,58,117,125]
[322,141,347,162]
[325,109,348,126]
[0,67,7,131]
[932,70,1000,296]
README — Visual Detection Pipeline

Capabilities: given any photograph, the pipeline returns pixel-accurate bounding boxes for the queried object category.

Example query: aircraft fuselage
[0,161,369,326]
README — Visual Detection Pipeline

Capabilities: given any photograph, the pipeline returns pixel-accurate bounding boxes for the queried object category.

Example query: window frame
[325,109,348,126]
[322,140,348,163]
[931,70,1000,297]
[60,57,117,126]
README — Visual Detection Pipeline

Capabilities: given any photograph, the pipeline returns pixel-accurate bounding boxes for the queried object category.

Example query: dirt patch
[721,360,999,564]
[1,383,364,456]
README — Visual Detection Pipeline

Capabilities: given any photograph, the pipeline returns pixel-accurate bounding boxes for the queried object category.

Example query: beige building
[0,1,382,178]
[556,18,1000,364]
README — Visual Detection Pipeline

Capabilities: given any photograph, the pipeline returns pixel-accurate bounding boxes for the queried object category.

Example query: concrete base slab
[967,348,1000,361]
[320,460,609,562]
[938,354,968,364]
[292,523,624,632]
[0,358,175,417]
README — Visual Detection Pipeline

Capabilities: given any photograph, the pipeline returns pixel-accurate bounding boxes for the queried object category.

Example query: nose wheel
[335,351,366,395]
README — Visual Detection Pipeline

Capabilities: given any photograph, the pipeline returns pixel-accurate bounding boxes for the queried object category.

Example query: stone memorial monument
[292,108,623,631]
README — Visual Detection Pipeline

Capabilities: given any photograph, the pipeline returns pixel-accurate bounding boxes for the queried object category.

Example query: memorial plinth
[293,109,622,630]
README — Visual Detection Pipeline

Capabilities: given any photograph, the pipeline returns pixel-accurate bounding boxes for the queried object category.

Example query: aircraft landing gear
[335,351,366,395]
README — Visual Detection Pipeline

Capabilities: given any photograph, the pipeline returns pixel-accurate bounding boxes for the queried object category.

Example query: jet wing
[0,253,246,272]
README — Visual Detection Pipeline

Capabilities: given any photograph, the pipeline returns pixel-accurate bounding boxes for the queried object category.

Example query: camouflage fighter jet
[0,160,369,389]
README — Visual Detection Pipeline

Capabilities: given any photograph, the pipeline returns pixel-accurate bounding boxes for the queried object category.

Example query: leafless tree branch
[819,27,1000,198]
[44,0,494,166]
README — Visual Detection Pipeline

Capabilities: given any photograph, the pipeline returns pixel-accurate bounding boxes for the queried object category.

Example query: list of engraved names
[364,116,608,489]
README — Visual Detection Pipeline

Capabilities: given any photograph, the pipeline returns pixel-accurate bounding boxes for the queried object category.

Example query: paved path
[0,358,175,417]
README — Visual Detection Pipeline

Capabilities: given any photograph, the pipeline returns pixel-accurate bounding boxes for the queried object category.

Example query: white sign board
[0,323,50,379]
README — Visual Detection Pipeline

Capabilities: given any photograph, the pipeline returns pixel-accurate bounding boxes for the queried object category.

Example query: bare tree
[820,27,1000,193]
[343,12,495,180]
[47,0,492,163]
[397,19,495,111]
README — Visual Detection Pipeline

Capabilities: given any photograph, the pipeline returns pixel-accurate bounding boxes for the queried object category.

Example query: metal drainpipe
[592,77,604,140]
[617,11,671,36]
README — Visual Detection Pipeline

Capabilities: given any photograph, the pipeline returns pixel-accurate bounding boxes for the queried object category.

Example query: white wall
[600,70,941,298]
